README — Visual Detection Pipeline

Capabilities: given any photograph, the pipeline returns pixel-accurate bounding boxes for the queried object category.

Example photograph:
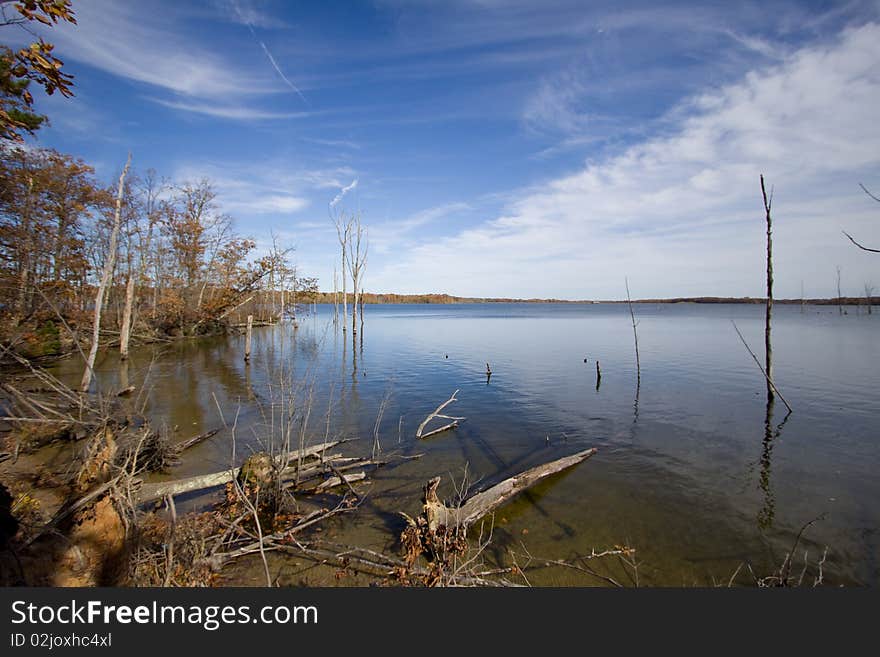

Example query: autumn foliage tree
[0,142,303,359]
[0,145,106,331]
[1,0,76,141]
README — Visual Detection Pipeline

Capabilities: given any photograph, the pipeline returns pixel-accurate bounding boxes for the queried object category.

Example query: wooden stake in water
[245,314,253,362]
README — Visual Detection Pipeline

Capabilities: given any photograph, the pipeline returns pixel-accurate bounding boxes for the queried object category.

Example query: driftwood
[315,471,366,491]
[176,428,220,452]
[413,448,597,532]
[136,440,344,504]
[416,389,466,439]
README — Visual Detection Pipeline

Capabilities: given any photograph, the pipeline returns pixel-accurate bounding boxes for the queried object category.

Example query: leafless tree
[347,212,368,335]
[81,153,131,392]
[761,175,774,402]
[864,282,874,315]
[268,232,294,321]
[331,208,353,332]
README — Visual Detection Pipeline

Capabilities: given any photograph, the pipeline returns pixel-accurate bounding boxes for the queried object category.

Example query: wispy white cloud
[368,22,880,298]
[172,161,356,223]
[369,202,470,254]
[302,137,362,150]
[147,97,311,121]
[231,194,309,215]
[47,1,276,99]
[215,0,290,29]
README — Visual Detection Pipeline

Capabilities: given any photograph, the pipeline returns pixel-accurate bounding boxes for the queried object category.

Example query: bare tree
[120,169,163,359]
[119,183,137,361]
[81,153,131,392]
[761,175,774,402]
[268,232,294,322]
[331,209,352,332]
[347,213,368,335]
[865,282,875,315]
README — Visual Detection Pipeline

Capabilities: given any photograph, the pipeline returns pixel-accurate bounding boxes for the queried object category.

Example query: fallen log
[415,447,597,531]
[136,440,344,504]
[315,471,366,491]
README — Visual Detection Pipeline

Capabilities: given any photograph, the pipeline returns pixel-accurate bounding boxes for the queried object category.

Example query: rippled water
[53,303,880,585]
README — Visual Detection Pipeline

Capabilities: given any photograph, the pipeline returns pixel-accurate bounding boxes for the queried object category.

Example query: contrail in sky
[232,1,309,105]
[252,26,309,105]
[330,178,359,208]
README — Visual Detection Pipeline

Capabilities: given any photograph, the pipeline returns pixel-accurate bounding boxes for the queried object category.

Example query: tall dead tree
[119,177,139,360]
[761,175,774,403]
[347,213,368,335]
[332,211,352,332]
[81,153,131,393]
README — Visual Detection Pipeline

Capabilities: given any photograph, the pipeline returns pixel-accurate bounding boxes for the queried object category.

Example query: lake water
[54,303,880,586]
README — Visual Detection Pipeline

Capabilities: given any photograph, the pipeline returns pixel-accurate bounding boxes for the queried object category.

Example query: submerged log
[416,448,597,532]
[176,428,220,452]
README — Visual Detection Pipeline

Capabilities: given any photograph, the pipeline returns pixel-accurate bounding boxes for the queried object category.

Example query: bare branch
[416,389,464,439]
[842,230,880,253]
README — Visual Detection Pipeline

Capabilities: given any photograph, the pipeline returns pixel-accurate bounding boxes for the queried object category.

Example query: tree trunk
[341,249,348,331]
[351,274,358,335]
[119,267,136,361]
[333,266,338,325]
[15,177,35,323]
[761,175,774,403]
[81,154,131,393]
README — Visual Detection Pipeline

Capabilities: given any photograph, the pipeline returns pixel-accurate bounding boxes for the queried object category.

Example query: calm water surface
[53,303,880,585]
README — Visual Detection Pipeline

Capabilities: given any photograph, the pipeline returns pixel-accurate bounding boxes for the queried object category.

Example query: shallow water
[52,303,880,585]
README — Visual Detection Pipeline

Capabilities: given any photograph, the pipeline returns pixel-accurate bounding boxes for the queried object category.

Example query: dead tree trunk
[408,448,597,532]
[119,267,136,361]
[333,213,351,332]
[244,315,253,362]
[81,154,131,393]
[333,265,339,325]
[347,214,368,336]
[761,175,774,403]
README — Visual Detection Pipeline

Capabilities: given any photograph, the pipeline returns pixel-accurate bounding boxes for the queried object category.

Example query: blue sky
[12,0,880,299]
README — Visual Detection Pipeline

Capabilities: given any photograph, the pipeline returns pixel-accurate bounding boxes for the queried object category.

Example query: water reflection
[757,397,792,531]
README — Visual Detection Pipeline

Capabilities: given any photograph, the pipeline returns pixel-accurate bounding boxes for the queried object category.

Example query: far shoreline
[312,292,875,306]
